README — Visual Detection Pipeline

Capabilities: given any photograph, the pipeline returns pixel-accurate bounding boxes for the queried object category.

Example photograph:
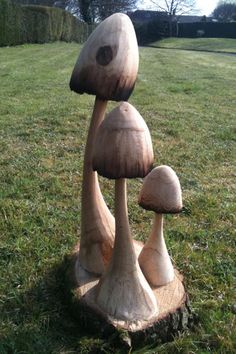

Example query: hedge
[178,22,236,39]
[0,0,23,46]
[133,18,180,45]
[134,19,170,45]
[132,18,236,45]
[0,0,95,46]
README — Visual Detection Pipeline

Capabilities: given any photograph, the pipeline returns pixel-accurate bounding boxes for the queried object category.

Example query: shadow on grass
[0,260,114,354]
[0,256,199,354]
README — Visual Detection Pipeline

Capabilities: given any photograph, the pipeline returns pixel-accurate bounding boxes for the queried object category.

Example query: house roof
[127,10,168,22]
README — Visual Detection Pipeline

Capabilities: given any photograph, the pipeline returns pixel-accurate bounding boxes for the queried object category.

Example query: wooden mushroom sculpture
[69,13,139,274]
[92,102,158,321]
[138,165,183,286]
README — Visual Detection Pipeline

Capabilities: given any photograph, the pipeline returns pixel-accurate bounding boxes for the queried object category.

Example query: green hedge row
[134,19,170,45]
[178,22,236,39]
[0,0,22,46]
[133,19,236,45]
[0,0,94,46]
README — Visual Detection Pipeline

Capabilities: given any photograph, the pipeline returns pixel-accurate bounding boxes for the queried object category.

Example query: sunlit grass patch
[152,37,236,53]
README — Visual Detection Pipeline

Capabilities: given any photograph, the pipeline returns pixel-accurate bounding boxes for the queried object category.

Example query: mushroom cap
[69,13,139,101]
[92,102,154,179]
[138,165,182,213]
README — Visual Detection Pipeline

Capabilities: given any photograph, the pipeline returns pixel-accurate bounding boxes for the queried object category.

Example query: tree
[74,0,138,22]
[13,0,137,23]
[150,0,197,36]
[13,0,55,5]
[213,1,236,22]
[77,0,96,23]
[95,0,137,21]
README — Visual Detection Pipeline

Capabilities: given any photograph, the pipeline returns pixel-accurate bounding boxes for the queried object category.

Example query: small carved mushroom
[92,102,158,321]
[138,165,183,287]
[69,13,139,274]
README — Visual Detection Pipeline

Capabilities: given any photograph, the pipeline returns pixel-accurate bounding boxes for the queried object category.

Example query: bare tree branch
[150,0,196,16]
[148,0,197,36]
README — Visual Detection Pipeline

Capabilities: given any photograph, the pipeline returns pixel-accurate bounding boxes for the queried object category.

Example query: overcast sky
[139,0,219,16]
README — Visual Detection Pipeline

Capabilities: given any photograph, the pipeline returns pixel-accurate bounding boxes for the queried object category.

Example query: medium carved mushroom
[92,102,157,321]
[138,165,183,286]
[69,13,139,274]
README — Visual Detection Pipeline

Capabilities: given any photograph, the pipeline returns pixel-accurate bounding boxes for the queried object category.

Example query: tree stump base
[64,241,192,349]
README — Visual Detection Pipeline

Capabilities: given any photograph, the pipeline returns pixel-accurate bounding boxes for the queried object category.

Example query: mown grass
[152,37,236,53]
[0,42,235,353]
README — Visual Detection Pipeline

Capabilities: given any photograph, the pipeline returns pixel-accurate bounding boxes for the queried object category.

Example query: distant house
[127,10,168,23]
[128,10,213,24]
[177,15,213,23]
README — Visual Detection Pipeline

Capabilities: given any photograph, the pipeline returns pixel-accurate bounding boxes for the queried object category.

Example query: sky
[139,0,219,16]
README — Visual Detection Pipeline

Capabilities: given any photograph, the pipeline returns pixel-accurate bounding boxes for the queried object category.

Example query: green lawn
[152,37,236,53]
[0,42,235,353]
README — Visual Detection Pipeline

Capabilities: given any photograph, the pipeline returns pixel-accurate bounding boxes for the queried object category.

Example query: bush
[0,0,23,46]
[178,22,236,39]
[0,0,94,46]
[22,6,52,43]
[134,19,173,45]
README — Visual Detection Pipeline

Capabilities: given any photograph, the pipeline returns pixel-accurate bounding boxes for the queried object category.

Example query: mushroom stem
[150,213,165,250]
[113,178,136,270]
[95,178,158,321]
[80,97,115,275]
[139,213,174,286]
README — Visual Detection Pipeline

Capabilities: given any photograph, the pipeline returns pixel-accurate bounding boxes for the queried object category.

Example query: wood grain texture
[69,13,139,101]
[138,214,175,287]
[138,165,182,214]
[95,179,158,321]
[64,240,191,348]
[79,98,115,275]
[92,102,154,179]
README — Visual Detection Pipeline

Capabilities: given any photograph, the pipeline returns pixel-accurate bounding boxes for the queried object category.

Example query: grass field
[0,41,235,353]
[152,37,236,53]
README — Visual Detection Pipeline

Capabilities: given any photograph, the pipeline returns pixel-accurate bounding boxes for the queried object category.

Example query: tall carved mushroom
[92,102,157,321]
[138,165,183,286]
[69,13,139,274]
